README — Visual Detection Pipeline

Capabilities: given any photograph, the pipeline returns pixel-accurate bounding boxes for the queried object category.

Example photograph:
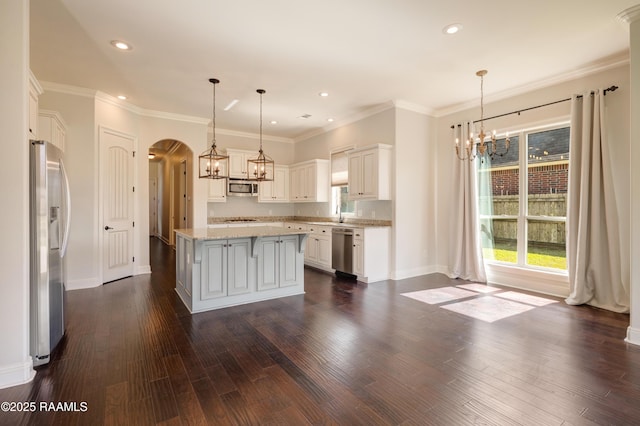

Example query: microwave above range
[227,179,259,197]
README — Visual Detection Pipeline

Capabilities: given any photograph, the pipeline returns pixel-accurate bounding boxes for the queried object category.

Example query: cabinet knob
[353,244,356,247]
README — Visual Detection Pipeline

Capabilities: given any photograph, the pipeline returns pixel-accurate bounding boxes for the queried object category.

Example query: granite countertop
[175,226,308,241]
[207,216,392,228]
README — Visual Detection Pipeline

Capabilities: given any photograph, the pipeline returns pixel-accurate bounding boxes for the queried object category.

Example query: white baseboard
[0,360,35,390]
[135,265,151,275]
[390,265,440,281]
[66,277,101,290]
[625,326,640,346]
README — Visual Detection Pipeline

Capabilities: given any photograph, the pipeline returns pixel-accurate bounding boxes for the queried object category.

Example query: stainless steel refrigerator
[30,140,71,366]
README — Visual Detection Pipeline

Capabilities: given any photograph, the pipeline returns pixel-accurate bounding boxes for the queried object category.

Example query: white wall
[435,64,630,295]
[625,8,640,345]
[38,89,97,289]
[0,0,34,389]
[392,108,437,279]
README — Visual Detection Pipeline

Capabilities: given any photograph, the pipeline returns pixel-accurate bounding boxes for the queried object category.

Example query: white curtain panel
[449,122,487,283]
[565,90,629,313]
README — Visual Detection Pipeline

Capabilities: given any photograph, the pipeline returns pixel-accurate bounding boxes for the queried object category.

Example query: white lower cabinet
[257,235,301,290]
[200,238,252,299]
[350,227,390,283]
[304,225,332,271]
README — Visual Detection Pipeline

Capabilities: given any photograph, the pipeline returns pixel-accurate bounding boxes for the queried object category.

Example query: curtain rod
[450,85,619,128]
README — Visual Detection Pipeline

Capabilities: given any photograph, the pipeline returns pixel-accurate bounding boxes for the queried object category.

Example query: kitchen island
[175,226,309,313]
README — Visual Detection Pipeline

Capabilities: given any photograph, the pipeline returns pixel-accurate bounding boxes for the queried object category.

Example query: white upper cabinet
[348,144,392,201]
[38,110,67,152]
[289,159,330,202]
[227,149,255,179]
[259,165,289,202]
[29,71,43,138]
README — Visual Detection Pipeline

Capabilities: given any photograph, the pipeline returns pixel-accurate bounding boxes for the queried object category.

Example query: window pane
[481,218,517,264]
[527,127,569,217]
[340,186,355,213]
[478,136,519,264]
[527,219,566,270]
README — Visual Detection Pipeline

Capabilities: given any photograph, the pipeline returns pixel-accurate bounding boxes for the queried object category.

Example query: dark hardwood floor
[2,237,640,425]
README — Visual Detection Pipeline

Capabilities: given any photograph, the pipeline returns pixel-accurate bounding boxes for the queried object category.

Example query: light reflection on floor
[401,284,558,323]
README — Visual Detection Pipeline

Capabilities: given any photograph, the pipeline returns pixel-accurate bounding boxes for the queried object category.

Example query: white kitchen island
[175,227,309,313]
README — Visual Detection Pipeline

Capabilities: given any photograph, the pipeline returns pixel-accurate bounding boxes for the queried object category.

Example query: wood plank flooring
[2,237,640,425]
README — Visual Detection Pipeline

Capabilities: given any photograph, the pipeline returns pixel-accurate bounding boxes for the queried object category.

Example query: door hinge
[132,186,135,192]
[133,221,135,228]
[133,151,136,158]
[132,256,135,262]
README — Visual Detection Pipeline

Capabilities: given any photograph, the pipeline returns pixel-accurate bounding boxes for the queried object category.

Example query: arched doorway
[148,139,193,246]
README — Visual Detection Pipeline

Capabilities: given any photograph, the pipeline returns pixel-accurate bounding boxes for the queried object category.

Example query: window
[478,124,569,271]
[331,149,355,219]
[332,186,355,217]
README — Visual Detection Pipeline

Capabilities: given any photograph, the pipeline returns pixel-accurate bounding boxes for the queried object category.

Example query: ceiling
[30,0,635,141]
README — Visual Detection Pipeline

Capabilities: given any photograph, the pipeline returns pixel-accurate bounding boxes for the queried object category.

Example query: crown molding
[433,53,629,118]
[617,5,640,24]
[393,99,434,116]
[40,80,96,98]
[216,128,294,144]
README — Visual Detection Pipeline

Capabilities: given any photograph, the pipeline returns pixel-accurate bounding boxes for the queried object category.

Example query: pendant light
[199,78,229,179]
[247,89,274,181]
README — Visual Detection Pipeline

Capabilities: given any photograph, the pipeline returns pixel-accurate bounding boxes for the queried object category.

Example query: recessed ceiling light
[443,23,463,35]
[224,99,239,111]
[327,118,334,122]
[270,120,278,125]
[110,40,132,50]
[319,92,329,97]
[117,95,127,100]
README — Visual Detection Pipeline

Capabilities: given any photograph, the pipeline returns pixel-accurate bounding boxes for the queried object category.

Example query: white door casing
[101,127,135,283]
[149,178,158,236]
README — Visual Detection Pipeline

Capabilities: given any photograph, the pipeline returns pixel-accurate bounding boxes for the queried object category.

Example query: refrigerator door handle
[60,159,71,258]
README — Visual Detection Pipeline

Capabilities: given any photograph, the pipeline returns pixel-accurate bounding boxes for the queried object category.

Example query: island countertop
[175,226,309,241]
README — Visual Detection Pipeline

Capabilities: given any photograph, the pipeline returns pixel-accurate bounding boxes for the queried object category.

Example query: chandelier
[247,89,274,181]
[199,78,229,179]
[455,70,510,162]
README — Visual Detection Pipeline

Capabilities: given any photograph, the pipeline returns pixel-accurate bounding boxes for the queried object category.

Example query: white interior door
[102,129,135,283]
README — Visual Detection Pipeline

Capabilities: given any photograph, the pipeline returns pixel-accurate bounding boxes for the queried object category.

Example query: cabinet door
[289,167,300,200]
[306,237,318,262]
[360,150,377,198]
[29,86,39,137]
[258,179,274,202]
[348,154,363,199]
[304,164,316,201]
[317,235,332,268]
[207,163,227,202]
[257,237,279,291]
[353,237,364,277]
[227,238,251,295]
[273,166,289,201]
[279,235,299,287]
[201,241,227,299]
[228,151,248,178]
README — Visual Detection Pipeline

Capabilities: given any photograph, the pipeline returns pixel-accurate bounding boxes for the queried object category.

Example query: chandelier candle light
[455,70,510,162]
[247,89,274,181]
[199,78,229,179]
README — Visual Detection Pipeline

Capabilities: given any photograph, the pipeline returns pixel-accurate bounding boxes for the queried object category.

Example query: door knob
[104,226,113,230]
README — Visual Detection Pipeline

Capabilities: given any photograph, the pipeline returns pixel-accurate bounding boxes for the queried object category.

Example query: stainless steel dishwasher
[332,227,354,275]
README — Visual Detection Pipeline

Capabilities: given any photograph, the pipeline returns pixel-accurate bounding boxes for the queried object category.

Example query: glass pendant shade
[247,89,274,181]
[199,78,228,179]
